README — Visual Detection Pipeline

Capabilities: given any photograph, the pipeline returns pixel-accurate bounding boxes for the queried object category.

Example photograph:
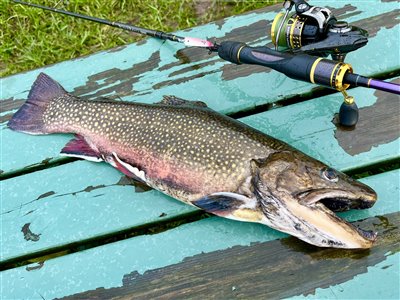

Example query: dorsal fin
[156,95,208,108]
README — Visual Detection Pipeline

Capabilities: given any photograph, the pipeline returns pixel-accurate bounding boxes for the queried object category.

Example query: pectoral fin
[192,192,263,222]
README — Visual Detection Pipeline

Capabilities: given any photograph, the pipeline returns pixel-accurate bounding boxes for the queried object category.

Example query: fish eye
[322,167,338,182]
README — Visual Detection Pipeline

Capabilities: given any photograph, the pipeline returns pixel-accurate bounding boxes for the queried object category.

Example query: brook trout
[8,73,378,248]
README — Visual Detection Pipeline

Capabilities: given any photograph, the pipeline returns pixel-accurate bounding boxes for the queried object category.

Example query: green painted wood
[1,0,399,174]
[1,77,399,262]
[1,170,399,300]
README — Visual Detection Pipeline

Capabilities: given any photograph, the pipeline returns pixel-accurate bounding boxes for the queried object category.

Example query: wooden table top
[1,1,399,299]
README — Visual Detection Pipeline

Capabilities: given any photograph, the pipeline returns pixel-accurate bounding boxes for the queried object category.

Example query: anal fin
[60,134,102,162]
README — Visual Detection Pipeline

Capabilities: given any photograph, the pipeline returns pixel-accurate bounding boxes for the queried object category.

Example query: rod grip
[217,41,352,90]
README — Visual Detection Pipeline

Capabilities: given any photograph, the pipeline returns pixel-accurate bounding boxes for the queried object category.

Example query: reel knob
[329,21,351,33]
[339,91,359,127]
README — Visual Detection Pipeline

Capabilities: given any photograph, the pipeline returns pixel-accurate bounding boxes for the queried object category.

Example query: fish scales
[43,93,289,201]
[8,73,379,249]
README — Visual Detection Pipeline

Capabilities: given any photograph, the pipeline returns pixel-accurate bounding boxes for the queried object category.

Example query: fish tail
[8,73,68,135]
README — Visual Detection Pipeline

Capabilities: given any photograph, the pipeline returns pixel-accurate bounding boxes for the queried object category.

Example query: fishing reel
[271,0,369,126]
[271,0,368,60]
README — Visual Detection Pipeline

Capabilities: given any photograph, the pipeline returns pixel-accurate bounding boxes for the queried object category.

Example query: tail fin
[7,73,68,134]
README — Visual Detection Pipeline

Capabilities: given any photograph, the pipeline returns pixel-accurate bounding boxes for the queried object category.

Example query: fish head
[251,151,377,249]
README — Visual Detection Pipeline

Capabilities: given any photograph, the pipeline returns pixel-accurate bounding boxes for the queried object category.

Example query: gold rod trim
[310,57,323,84]
[237,45,245,64]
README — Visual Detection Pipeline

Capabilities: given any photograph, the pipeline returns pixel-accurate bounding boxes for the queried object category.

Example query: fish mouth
[257,186,378,249]
[320,196,375,212]
[296,188,377,212]
[292,188,378,247]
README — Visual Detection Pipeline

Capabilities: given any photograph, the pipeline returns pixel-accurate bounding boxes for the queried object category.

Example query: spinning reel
[271,0,369,126]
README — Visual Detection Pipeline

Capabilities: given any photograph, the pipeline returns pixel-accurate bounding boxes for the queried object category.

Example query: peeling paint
[0,98,25,113]
[352,10,400,38]
[71,51,161,99]
[152,70,215,90]
[21,223,41,242]
[26,261,45,271]
[36,191,56,200]
[56,184,107,197]
[107,45,128,53]
[116,176,152,193]
[23,210,36,216]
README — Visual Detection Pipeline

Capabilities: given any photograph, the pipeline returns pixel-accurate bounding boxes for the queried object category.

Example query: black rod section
[12,0,185,43]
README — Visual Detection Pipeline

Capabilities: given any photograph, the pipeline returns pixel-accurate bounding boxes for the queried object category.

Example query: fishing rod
[13,0,400,127]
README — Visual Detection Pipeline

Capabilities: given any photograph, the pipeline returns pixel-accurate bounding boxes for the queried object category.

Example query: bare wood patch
[71,51,161,99]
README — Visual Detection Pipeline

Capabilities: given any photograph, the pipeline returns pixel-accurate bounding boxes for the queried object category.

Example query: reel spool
[271,7,335,53]
[271,0,368,126]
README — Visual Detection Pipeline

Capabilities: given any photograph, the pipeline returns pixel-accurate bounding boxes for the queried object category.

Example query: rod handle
[217,41,352,90]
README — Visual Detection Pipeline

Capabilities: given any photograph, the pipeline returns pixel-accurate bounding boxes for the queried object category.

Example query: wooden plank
[1,170,399,300]
[2,78,399,262]
[1,0,399,174]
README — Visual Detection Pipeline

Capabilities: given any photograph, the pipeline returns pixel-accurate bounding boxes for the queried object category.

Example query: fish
[8,73,378,249]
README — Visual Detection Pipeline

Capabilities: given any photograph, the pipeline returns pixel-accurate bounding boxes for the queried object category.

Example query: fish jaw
[258,190,377,249]
[251,152,378,249]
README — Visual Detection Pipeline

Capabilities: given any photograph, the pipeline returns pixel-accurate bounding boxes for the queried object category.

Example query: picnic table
[1,1,399,299]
